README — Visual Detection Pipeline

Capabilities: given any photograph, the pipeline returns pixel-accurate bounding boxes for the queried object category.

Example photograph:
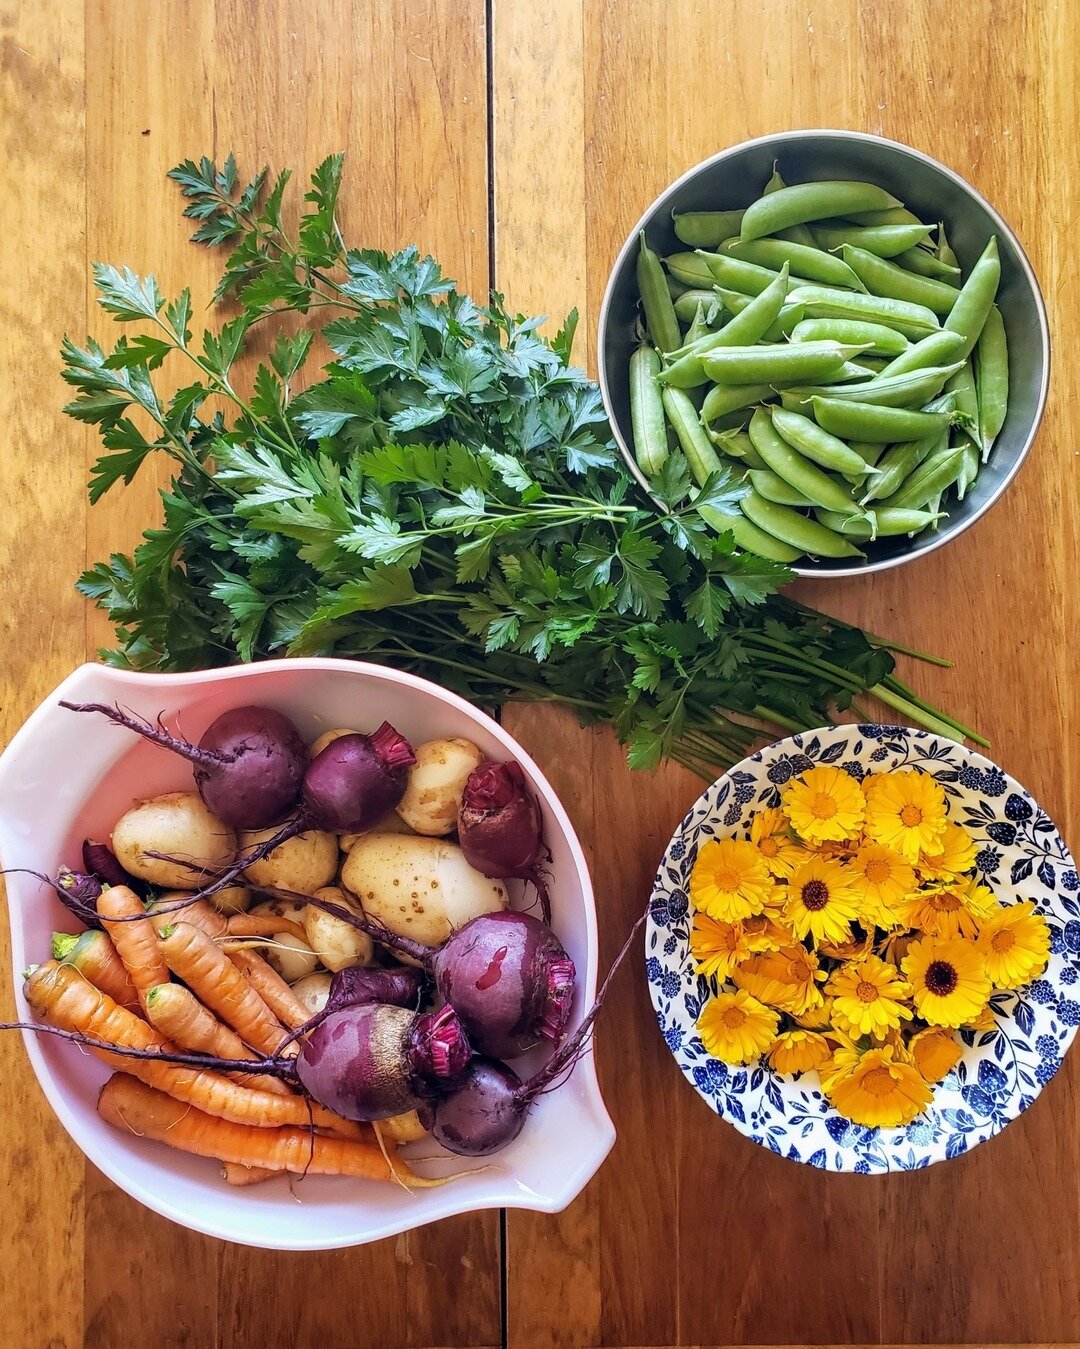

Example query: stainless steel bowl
[597,129,1050,578]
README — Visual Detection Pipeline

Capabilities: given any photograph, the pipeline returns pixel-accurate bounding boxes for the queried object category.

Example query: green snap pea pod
[657,266,792,387]
[922,491,944,532]
[749,468,816,508]
[841,245,961,315]
[750,407,867,512]
[720,236,865,290]
[943,237,1001,359]
[762,166,819,248]
[937,222,960,269]
[711,287,806,339]
[698,503,801,563]
[790,317,909,356]
[684,302,711,345]
[637,233,682,353]
[769,406,878,477]
[855,356,891,373]
[701,340,869,386]
[874,328,966,378]
[955,441,981,501]
[974,303,1008,460]
[740,487,865,558]
[664,252,718,289]
[673,289,724,324]
[811,395,954,444]
[672,208,745,248]
[810,223,933,257]
[814,506,945,540]
[787,284,940,338]
[709,428,767,469]
[629,346,668,477]
[696,250,779,296]
[880,442,966,510]
[661,386,722,485]
[944,360,980,450]
[778,362,963,411]
[859,395,956,503]
[701,383,774,421]
[740,181,902,243]
[666,274,688,300]
[847,207,927,229]
[893,246,961,284]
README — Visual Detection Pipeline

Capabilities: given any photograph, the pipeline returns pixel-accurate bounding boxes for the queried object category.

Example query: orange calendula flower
[767,1030,832,1075]
[749,807,805,877]
[784,855,862,947]
[827,954,914,1038]
[740,907,795,953]
[901,876,995,941]
[697,990,779,1065]
[819,1042,861,1093]
[863,769,949,863]
[690,837,776,922]
[818,928,875,962]
[826,1046,933,1127]
[792,996,835,1030]
[782,766,866,845]
[976,901,1051,990]
[903,936,991,1028]
[689,913,750,981]
[732,944,826,1016]
[917,821,978,881]
[909,1027,964,1083]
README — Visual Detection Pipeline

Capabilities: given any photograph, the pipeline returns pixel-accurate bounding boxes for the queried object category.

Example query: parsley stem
[878,676,989,747]
[751,705,806,735]
[865,685,959,741]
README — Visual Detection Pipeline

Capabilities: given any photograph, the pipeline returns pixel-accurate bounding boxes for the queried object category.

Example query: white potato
[207,885,251,916]
[339,810,414,854]
[309,726,358,757]
[396,738,484,836]
[112,793,236,890]
[240,827,338,894]
[341,833,507,947]
[303,886,374,971]
[380,1110,429,1143]
[289,971,333,1016]
[249,897,320,982]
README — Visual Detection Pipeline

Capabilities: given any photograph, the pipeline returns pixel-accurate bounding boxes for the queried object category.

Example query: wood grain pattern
[1,1,1078,1346]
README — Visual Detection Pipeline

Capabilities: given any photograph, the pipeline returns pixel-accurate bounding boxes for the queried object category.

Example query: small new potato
[303,886,375,972]
[341,833,508,946]
[249,897,319,982]
[289,971,333,1016]
[112,792,236,889]
[309,726,358,757]
[339,810,414,854]
[396,737,484,836]
[240,826,338,894]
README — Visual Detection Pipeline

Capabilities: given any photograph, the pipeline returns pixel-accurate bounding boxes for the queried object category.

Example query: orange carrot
[143,983,291,1096]
[148,897,224,938]
[24,963,360,1134]
[97,884,169,1011]
[99,1075,399,1181]
[157,922,293,1057]
[222,1162,282,1186]
[228,949,311,1030]
[51,931,140,1011]
[226,914,309,943]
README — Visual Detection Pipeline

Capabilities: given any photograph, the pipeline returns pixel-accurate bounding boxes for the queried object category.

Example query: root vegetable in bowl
[0,658,609,1251]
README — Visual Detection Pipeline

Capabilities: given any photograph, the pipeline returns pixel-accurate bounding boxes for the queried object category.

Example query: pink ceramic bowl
[0,659,612,1249]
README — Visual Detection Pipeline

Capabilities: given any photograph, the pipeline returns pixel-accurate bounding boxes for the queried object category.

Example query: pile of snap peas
[628,169,1009,564]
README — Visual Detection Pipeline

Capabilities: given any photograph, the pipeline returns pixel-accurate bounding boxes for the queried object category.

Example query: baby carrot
[226,914,309,944]
[98,884,169,1011]
[52,930,140,1012]
[98,1075,399,1182]
[143,983,291,1096]
[223,1162,281,1186]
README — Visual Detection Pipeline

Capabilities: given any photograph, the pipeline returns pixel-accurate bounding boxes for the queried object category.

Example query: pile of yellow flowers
[689,765,1051,1128]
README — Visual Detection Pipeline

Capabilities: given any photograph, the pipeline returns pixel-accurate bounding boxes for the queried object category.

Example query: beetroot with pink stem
[458,761,551,922]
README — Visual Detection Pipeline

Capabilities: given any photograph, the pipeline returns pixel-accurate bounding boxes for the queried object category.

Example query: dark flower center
[925,960,958,996]
[801,880,829,911]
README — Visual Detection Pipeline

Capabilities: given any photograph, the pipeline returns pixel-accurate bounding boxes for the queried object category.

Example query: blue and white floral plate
[646,726,1079,1173]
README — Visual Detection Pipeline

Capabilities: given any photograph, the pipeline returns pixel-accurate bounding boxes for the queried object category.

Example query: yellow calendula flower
[784,855,862,947]
[741,907,795,953]
[903,936,991,1028]
[782,766,866,845]
[909,1027,964,1083]
[792,996,835,1030]
[976,901,1051,990]
[827,1046,933,1127]
[732,944,826,1016]
[963,1003,997,1032]
[814,837,861,861]
[767,1030,832,1075]
[690,837,776,922]
[849,843,915,928]
[917,821,978,881]
[819,1042,861,1093]
[827,954,914,1038]
[749,807,805,878]
[863,769,949,863]
[697,990,779,1065]
[901,875,996,941]
[689,913,750,981]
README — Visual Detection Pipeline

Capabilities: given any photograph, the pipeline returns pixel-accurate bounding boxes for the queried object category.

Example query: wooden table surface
[1,2,1078,1346]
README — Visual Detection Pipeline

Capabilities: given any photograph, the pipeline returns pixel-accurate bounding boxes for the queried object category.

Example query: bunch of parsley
[63,156,975,775]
